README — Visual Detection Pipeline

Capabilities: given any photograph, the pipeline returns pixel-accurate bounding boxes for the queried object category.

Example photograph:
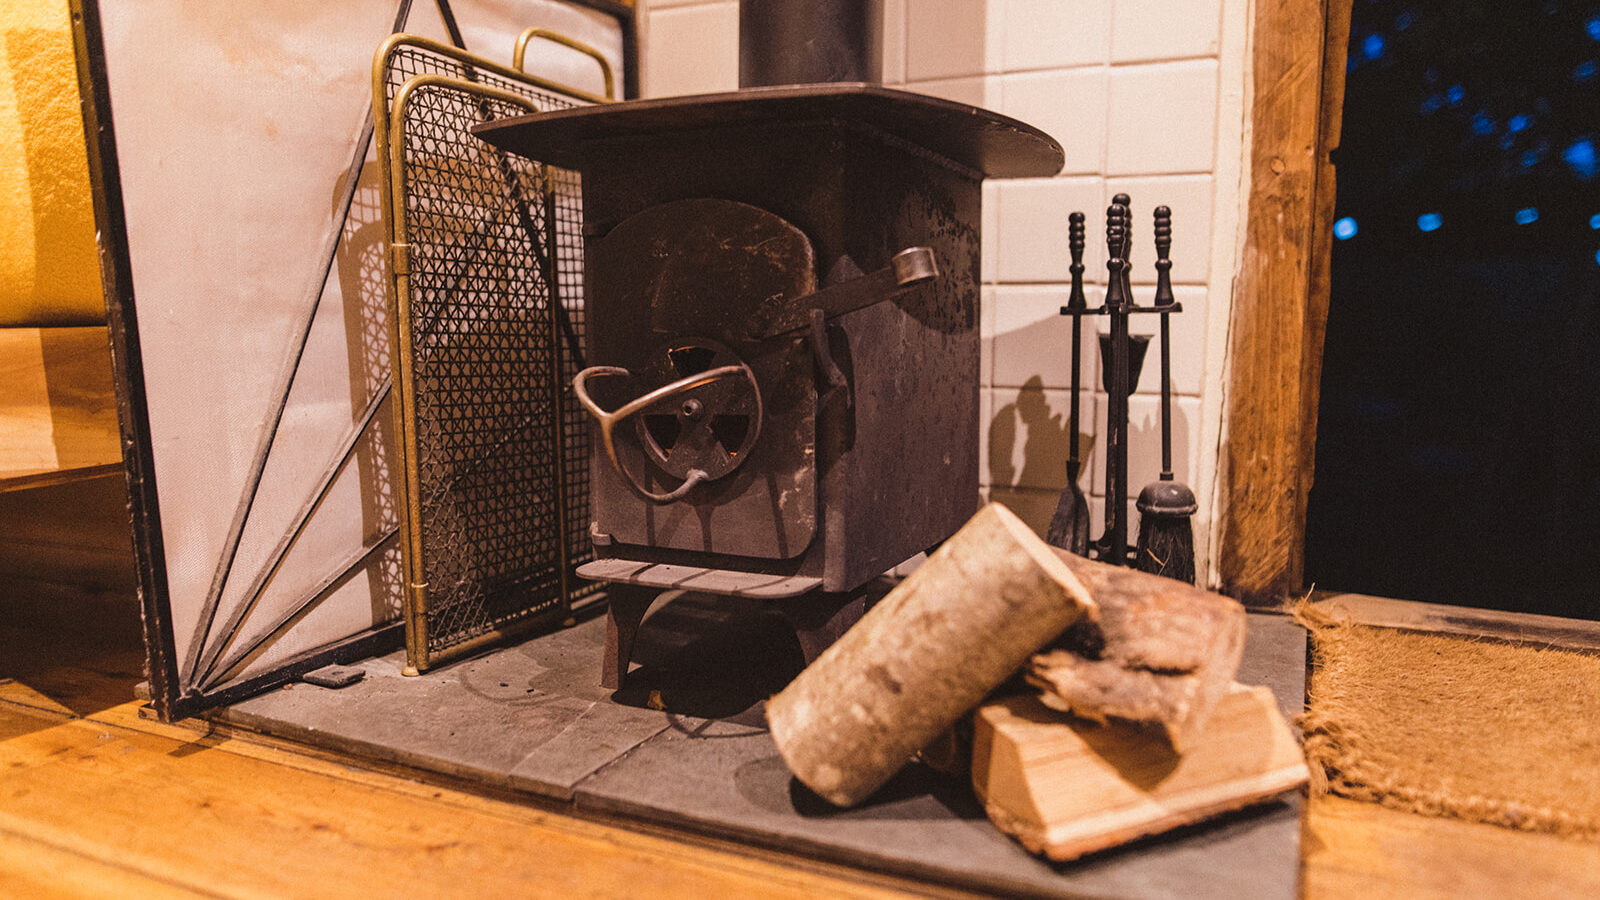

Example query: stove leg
[602,584,658,690]
[773,590,868,666]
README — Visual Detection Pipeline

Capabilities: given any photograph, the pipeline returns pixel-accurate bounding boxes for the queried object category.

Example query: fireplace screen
[377,35,607,673]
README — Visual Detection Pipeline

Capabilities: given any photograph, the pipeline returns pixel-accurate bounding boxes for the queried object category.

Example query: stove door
[585,199,817,560]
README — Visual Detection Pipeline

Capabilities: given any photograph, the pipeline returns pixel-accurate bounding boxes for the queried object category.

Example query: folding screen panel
[71,0,632,719]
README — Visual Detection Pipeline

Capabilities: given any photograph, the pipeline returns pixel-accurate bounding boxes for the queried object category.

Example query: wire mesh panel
[378,38,600,672]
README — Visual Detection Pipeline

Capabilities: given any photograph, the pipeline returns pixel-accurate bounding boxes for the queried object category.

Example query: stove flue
[738,0,883,88]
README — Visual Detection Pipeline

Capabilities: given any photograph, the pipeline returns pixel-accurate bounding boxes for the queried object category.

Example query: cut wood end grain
[972,684,1309,863]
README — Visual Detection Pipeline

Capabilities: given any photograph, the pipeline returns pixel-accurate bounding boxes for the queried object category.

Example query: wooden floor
[4,570,1599,898]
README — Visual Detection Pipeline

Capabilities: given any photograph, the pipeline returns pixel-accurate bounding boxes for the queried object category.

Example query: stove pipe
[739,0,883,88]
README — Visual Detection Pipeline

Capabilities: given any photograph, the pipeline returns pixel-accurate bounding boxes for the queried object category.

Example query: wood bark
[1027,551,1247,752]
[765,503,1096,807]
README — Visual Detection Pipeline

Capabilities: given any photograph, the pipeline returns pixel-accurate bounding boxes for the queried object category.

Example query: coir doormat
[1300,608,1600,839]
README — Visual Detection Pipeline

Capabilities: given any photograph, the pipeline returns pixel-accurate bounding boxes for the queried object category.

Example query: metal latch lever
[752,246,939,340]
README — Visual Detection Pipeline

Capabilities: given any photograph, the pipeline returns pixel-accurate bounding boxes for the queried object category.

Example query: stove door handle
[751,246,939,340]
[572,364,757,504]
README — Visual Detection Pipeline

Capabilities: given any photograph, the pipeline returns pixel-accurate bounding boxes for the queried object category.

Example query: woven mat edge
[1294,599,1600,842]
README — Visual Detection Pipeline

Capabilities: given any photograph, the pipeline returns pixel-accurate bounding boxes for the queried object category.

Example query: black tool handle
[1154,205,1174,480]
[1066,211,1087,311]
[1154,204,1175,310]
[1066,212,1086,478]
[1112,192,1133,308]
[1104,202,1131,565]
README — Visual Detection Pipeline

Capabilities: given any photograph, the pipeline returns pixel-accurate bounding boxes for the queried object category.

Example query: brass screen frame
[374,34,607,674]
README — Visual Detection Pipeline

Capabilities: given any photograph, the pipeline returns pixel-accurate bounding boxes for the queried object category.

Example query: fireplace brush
[1134,205,1198,583]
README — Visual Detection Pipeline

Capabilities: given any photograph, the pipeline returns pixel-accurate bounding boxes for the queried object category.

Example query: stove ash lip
[470,82,1065,181]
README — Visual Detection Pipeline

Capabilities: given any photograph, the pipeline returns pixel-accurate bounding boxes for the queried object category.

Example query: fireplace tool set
[1047,196,1198,584]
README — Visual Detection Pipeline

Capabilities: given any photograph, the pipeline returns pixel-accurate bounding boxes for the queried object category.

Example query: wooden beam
[1217,0,1352,605]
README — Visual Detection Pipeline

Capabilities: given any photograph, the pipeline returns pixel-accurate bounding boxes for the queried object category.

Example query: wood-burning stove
[474,84,1061,682]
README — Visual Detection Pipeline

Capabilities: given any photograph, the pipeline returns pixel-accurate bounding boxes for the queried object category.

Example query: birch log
[766,503,1097,807]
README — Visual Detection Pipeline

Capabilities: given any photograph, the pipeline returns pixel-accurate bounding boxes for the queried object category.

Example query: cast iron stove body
[475,86,1062,603]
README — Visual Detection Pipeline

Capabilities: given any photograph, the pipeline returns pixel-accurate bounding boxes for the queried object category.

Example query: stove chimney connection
[739,0,883,88]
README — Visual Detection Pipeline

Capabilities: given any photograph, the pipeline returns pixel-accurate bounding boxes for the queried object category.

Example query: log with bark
[1026,550,1247,753]
[765,503,1098,807]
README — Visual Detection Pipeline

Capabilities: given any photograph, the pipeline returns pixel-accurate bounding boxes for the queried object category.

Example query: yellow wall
[0,0,102,327]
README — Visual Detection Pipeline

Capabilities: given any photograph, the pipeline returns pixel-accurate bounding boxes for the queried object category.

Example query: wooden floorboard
[14,687,1598,900]
[0,696,922,899]
[1304,795,1600,899]
[0,828,211,900]
[0,567,932,900]
[7,565,1600,897]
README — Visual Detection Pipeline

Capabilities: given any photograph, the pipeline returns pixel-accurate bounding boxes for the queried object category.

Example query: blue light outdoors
[1590,213,1600,229]
[1508,115,1531,133]
[1333,217,1358,240]
[1417,213,1443,232]
[1564,138,1599,179]
[1363,33,1386,60]
[1515,207,1539,225]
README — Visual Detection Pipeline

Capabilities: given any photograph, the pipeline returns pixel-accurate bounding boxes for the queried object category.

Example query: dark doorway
[1306,1,1600,619]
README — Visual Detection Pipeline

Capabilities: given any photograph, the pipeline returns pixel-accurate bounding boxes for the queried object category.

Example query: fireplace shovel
[1045,212,1091,555]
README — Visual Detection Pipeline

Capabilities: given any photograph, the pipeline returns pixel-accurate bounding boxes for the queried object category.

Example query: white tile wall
[986,385,1093,491]
[1110,0,1223,63]
[1000,0,1111,71]
[905,0,997,81]
[999,68,1109,175]
[882,0,908,84]
[635,0,1251,584]
[1106,59,1220,175]
[994,177,1105,283]
[991,284,1101,390]
[641,1,740,98]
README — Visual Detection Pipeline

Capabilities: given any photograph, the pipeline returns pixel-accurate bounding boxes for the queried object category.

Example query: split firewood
[1025,550,1247,753]
[766,503,1097,807]
[972,683,1309,862]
